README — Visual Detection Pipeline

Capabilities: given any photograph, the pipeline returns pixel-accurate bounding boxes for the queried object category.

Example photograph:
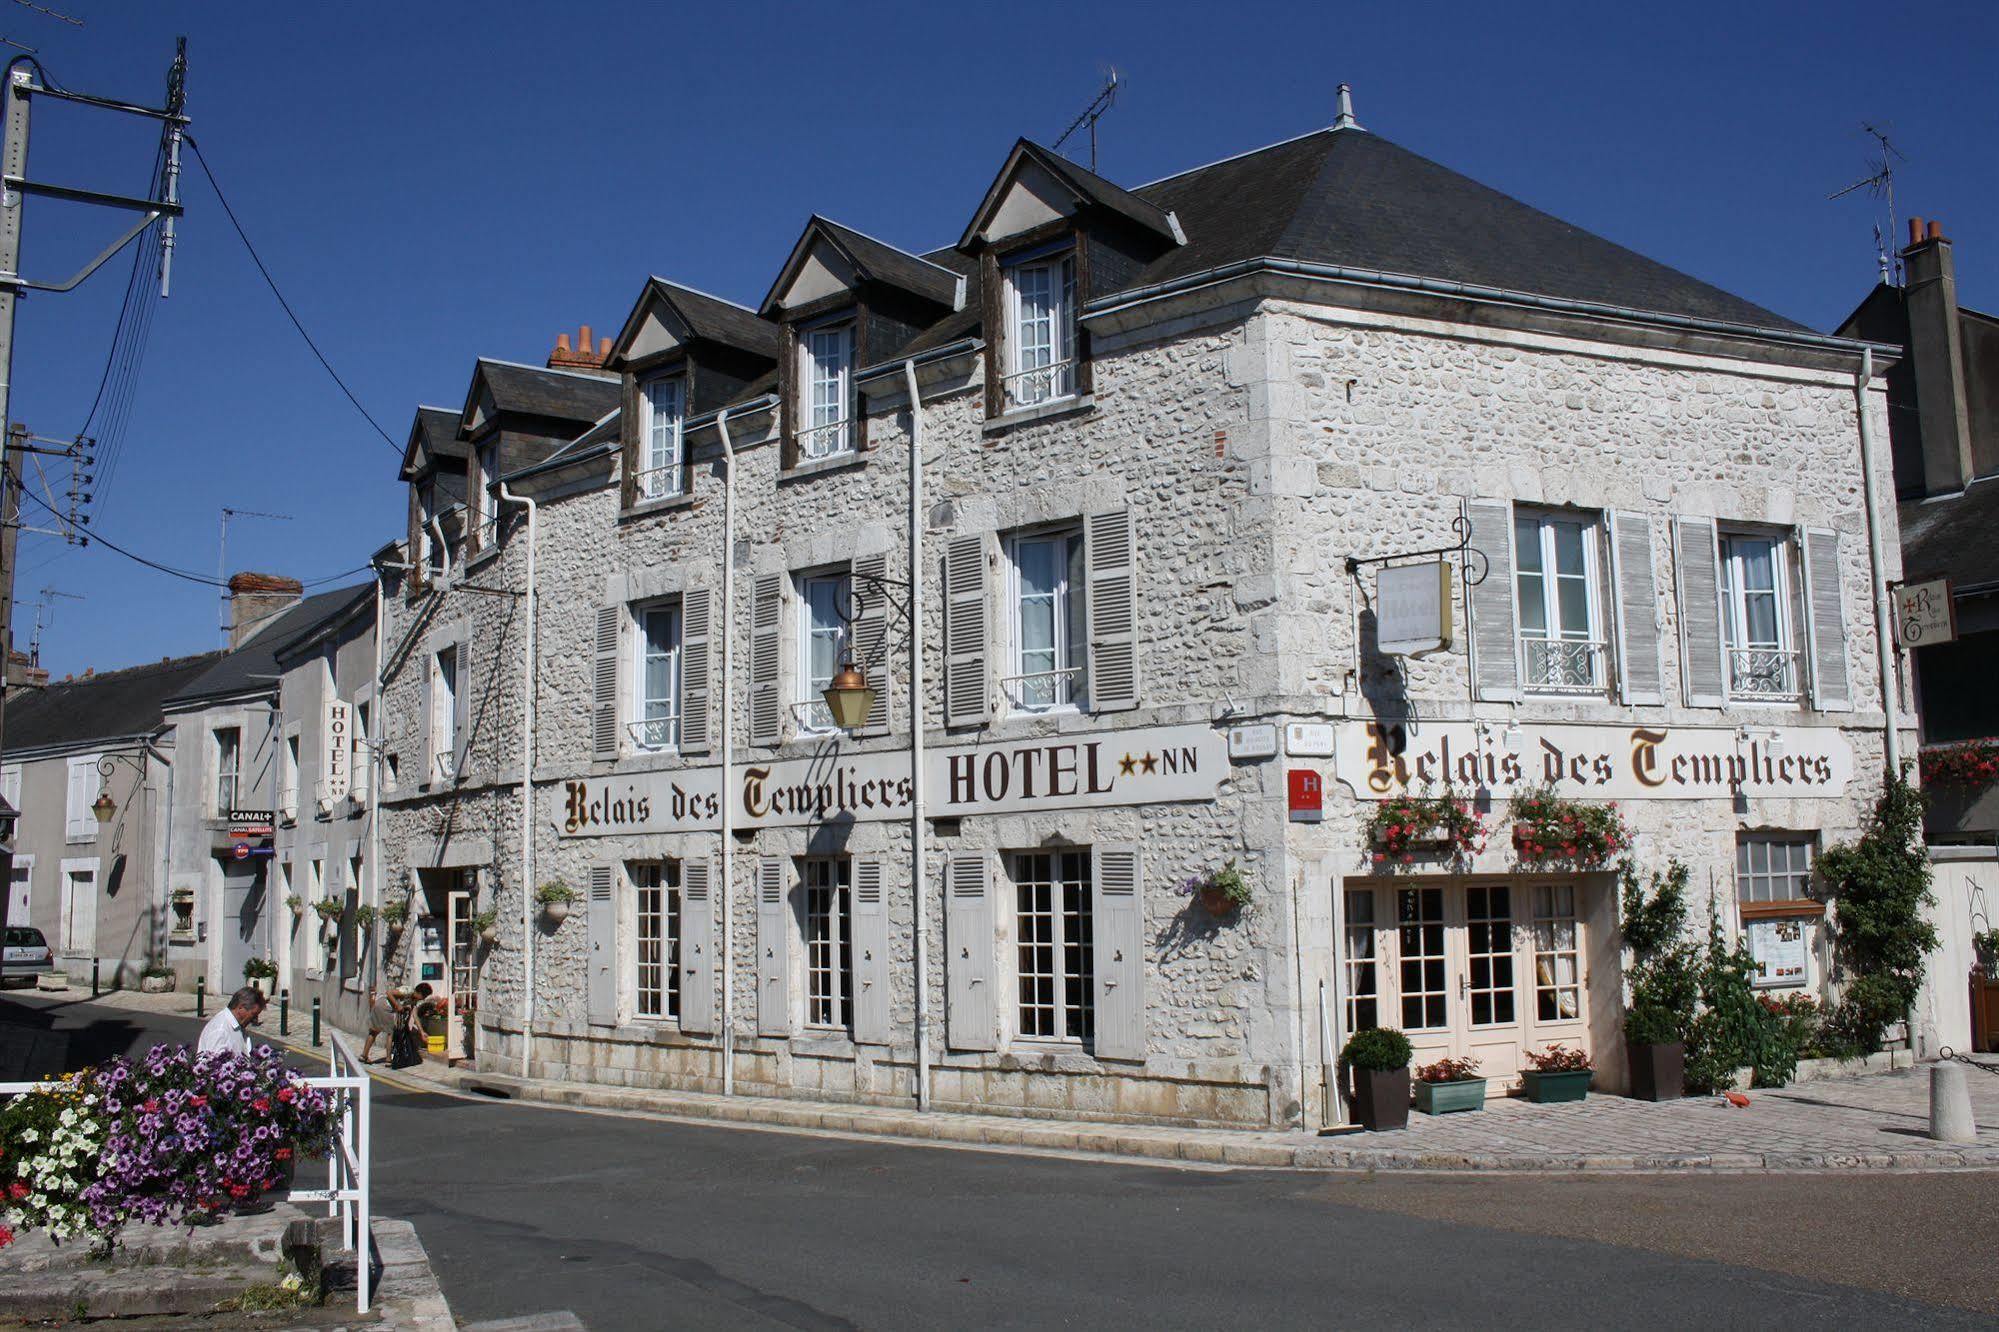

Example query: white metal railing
[278,787,300,824]
[798,418,854,462]
[1002,359,1076,411]
[1519,637,1607,693]
[1727,646,1802,700]
[433,751,457,782]
[626,716,680,752]
[633,465,682,503]
[1001,665,1085,711]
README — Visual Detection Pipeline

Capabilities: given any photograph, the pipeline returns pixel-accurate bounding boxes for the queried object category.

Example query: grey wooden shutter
[1803,528,1852,712]
[680,586,713,753]
[592,606,621,760]
[944,851,994,1051]
[850,553,893,734]
[1609,512,1664,706]
[451,640,473,775]
[586,865,616,1027]
[1672,517,1726,707]
[756,856,790,1036]
[750,574,784,746]
[678,858,716,1034]
[852,857,890,1045]
[1085,508,1138,712]
[944,535,989,727]
[1465,500,1521,701]
[1091,845,1145,1061]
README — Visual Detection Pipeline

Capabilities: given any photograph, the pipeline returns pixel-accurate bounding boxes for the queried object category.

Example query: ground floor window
[1013,849,1093,1041]
[803,857,852,1030]
[1396,886,1447,1031]
[632,861,680,1021]
[1532,884,1581,1020]
[1736,834,1816,906]
[1344,888,1378,1032]
[1465,884,1516,1027]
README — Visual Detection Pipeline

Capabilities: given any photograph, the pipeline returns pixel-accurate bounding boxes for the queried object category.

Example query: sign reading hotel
[323,699,352,804]
[556,723,1228,837]
[1334,721,1852,801]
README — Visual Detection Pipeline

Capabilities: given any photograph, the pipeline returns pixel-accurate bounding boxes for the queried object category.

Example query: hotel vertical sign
[323,699,352,804]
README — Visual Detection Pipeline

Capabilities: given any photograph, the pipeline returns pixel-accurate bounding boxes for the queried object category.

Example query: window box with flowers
[1919,739,1999,789]
[1366,789,1486,868]
[1510,786,1630,869]
[1519,1044,1593,1103]
[1412,1055,1486,1114]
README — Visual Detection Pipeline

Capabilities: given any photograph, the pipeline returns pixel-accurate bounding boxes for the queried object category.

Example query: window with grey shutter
[750,574,784,746]
[944,534,989,727]
[851,552,892,734]
[1802,528,1852,712]
[1465,500,1521,701]
[944,851,994,1051]
[852,857,890,1045]
[592,606,620,760]
[586,865,616,1027]
[451,640,473,775]
[1091,845,1145,1061]
[678,859,716,1035]
[680,586,713,753]
[1085,509,1138,712]
[756,856,790,1036]
[1672,517,1726,707]
[1609,512,1664,705]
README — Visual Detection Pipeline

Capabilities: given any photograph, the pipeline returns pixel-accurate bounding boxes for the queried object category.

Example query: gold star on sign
[1118,753,1137,776]
[1140,752,1158,774]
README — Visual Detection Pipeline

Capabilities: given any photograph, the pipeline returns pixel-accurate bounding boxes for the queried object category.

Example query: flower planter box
[1414,1077,1487,1115]
[139,973,176,994]
[1349,1066,1410,1131]
[1627,1040,1685,1101]
[1519,1068,1592,1103]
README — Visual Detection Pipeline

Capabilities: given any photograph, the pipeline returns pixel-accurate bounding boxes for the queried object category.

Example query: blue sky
[11,0,1997,678]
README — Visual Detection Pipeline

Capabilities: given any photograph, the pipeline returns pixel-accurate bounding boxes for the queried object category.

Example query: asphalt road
[6,992,1995,1329]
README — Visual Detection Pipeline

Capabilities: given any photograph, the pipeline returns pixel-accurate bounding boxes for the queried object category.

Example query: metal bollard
[195,975,206,1018]
[311,995,321,1047]
[280,988,290,1037]
[92,957,100,998]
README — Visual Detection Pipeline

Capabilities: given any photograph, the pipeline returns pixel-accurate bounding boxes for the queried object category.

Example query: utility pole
[0,43,188,952]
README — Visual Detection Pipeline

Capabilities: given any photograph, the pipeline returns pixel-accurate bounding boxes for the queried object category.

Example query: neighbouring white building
[365,94,1910,1128]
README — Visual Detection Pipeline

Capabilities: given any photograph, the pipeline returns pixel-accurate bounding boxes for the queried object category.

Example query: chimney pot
[598,337,611,359]
[1927,219,1943,241]
[579,324,592,350]
[555,333,571,354]
[1909,217,1924,246]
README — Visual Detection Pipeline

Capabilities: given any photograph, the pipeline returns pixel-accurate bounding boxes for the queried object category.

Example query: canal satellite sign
[1893,577,1955,649]
[1376,561,1452,657]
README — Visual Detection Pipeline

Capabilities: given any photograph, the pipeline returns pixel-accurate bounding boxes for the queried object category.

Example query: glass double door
[1348,880,1587,1085]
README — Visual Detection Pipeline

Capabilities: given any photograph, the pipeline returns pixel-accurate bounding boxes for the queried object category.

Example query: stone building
[371,99,1908,1127]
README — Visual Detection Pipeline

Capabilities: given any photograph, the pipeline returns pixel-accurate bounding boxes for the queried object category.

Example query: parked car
[2,925,55,986]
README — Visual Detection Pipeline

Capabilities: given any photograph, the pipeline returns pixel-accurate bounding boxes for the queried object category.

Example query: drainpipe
[499,482,539,1079]
[427,514,452,583]
[368,568,384,993]
[903,359,930,1112]
[1854,347,1902,778]
[717,408,737,1098]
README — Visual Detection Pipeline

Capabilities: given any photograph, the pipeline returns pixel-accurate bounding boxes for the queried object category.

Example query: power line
[183,134,402,455]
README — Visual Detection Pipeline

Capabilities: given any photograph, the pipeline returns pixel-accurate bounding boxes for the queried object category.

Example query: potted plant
[536,880,578,924]
[1180,860,1252,917]
[1338,1027,1412,1131]
[381,899,409,933]
[1974,927,1999,980]
[354,904,378,931]
[1510,786,1631,869]
[285,893,304,916]
[243,956,279,987]
[472,907,499,944]
[1623,1004,1685,1101]
[1412,1055,1486,1114]
[311,898,344,929]
[1365,789,1486,868]
[139,964,177,994]
[1519,1044,1593,1103]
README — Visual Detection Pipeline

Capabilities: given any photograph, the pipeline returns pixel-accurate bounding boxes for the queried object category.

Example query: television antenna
[1053,68,1118,173]
[1828,123,1906,284]
[216,505,291,643]
[27,585,79,665]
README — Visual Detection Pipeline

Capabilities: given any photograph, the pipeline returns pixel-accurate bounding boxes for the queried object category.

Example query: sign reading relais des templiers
[555,722,1229,837]
[1334,721,1853,801]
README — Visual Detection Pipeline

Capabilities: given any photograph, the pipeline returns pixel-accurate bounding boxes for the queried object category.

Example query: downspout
[151,740,174,970]
[717,408,736,1098]
[903,359,930,1112]
[427,514,452,583]
[1854,347,1902,777]
[368,568,384,993]
[499,483,539,1079]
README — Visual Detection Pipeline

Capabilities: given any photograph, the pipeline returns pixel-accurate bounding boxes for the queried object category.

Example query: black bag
[389,1024,422,1069]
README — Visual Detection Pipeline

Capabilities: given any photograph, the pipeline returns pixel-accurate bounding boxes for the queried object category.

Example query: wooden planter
[1627,1041,1685,1101]
[1349,1066,1410,1131]
[1414,1077,1487,1115]
[1520,1068,1593,1103]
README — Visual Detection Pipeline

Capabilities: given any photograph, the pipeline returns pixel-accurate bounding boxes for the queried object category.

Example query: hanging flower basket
[381,901,409,933]
[1366,789,1486,868]
[310,899,344,926]
[1179,860,1252,918]
[536,881,578,925]
[1509,786,1630,869]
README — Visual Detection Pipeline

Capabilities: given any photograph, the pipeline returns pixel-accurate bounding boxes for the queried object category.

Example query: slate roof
[471,360,621,427]
[961,140,1181,251]
[163,584,376,711]
[5,651,225,754]
[401,405,468,480]
[761,217,960,316]
[631,280,781,362]
[1900,480,1999,594]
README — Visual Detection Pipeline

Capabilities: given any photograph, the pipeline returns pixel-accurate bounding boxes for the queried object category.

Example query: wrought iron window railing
[1001,665,1086,711]
[1001,359,1077,412]
[1727,647,1802,700]
[1518,637,1607,693]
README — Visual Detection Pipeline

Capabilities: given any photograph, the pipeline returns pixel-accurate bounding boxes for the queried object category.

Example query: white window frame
[638,375,685,502]
[1,762,22,818]
[1002,249,1077,411]
[802,856,853,1032]
[280,728,301,824]
[432,649,458,780]
[1344,887,1380,1035]
[305,856,326,977]
[1718,530,1803,702]
[1004,524,1088,713]
[1514,510,1607,694]
[473,439,501,549]
[795,569,851,734]
[630,600,683,753]
[631,860,681,1022]
[351,699,371,803]
[799,322,855,461]
[212,728,241,817]
[65,753,101,841]
[57,856,96,955]
[1736,834,1816,906]
[1010,847,1094,1044]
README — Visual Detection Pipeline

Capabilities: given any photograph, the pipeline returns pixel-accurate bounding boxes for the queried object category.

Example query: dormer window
[474,440,499,547]
[800,322,855,461]
[1003,249,1076,412]
[639,375,685,502]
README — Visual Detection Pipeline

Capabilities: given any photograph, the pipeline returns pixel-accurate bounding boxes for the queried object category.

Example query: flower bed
[1366,790,1486,867]
[1510,786,1630,869]
[1,1045,332,1251]
[1918,739,1999,789]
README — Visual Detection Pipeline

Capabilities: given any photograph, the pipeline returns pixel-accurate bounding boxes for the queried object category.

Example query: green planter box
[1520,1068,1592,1103]
[1414,1077,1486,1115]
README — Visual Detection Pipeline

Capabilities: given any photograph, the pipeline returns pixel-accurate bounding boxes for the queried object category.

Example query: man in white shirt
[197,986,267,1056]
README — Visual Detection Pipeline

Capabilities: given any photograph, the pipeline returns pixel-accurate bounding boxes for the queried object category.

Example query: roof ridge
[648,276,761,315]
[814,216,961,279]
[43,649,225,686]
[1132,124,1338,193]
[477,357,618,383]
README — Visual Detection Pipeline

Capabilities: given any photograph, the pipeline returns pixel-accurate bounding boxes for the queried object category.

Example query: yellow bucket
[425,1034,446,1054]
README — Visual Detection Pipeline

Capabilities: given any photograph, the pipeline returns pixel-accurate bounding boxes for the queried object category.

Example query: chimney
[547,321,613,372]
[1332,83,1362,132]
[6,649,46,690]
[1901,216,1975,495]
[226,572,303,649]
